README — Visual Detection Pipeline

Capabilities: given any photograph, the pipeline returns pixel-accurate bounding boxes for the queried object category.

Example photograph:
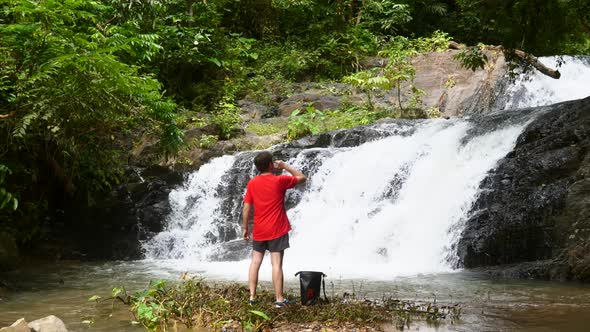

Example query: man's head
[254,151,273,173]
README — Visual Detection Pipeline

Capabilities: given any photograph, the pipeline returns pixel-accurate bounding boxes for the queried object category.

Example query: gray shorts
[253,233,290,253]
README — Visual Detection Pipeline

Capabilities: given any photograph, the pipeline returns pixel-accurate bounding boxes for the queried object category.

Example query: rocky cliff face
[50,166,184,260]
[457,96,590,281]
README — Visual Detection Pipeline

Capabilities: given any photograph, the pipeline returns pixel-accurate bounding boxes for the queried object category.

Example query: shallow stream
[1,260,589,331]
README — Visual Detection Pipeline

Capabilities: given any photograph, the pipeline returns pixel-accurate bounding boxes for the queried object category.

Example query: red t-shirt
[243,174,299,241]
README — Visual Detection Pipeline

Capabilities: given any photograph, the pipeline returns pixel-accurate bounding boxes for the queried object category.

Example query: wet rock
[0,318,30,332]
[28,315,68,332]
[457,96,590,281]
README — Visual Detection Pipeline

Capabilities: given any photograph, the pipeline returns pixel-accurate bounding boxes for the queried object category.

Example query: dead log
[513,49,561,79]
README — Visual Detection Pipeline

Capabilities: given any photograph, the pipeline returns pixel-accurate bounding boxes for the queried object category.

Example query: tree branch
[0,111,16,120]
[512,49,561,79]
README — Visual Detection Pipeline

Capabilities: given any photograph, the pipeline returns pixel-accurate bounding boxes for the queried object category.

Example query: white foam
[504,56,590,109]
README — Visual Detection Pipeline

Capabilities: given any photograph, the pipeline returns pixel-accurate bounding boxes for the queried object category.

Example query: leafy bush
[454,44,489,71]
[211,102,241,140]
[287,106,326,140]
[326,106,387,130]
[198,135,218,149]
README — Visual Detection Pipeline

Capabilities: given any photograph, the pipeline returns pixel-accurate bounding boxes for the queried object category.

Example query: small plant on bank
[211,101,241,140]
[287,105,327,140]
[327,105,387,129]
[344,69,392,111]
[198,135,218,149]
[454,43,489,71]
[287,105,389,140]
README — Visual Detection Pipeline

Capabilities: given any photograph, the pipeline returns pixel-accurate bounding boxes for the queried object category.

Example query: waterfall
[143,115,533,280]
[503,56,590,109]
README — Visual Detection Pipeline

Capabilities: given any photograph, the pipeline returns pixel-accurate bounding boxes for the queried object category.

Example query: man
[242,151,306,307]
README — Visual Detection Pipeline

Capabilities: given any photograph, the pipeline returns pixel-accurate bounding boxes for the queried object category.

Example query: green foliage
[198,134,218,149]
[451,0,590,55]
[326,106,386,129]
[287,106,326,140]
[211,102,241,140]
[454,44,489,71]
[344,69,392,111]
[246,122,287,136]
[288,105,388,140]
[411,30,452,53]
[358,1,412,34]
[0,0,181,190]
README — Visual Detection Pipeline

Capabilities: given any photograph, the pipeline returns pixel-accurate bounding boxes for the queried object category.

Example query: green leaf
[208,57,222,67]
[88,295,102,302]
[112,287,124,297]
[249,310,269,320]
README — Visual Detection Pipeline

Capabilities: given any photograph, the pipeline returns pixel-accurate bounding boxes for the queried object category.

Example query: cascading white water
[504,56,590,109]
[144,155,238,260]
[144,118,531,280]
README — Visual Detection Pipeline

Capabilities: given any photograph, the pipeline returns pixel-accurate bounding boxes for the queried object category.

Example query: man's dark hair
[254,151,273,173]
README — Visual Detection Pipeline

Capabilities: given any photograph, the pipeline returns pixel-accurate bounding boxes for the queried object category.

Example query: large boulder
[28,316,68,332]
[411,50,508,116]
[457,96,590,280]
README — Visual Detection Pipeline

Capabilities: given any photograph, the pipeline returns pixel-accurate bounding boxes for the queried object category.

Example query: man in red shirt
[242,151,306,307]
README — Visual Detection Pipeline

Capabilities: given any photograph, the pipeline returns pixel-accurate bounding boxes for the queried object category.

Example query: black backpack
[294,271,328,305]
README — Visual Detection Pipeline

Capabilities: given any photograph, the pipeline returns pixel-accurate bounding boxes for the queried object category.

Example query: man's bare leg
[249,250,264,301]
[270,250,285,302]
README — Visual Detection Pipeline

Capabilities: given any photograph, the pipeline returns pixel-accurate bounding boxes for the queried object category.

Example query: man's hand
[242,203,251,240]
[274,160,286,170]
[275,160,306,184]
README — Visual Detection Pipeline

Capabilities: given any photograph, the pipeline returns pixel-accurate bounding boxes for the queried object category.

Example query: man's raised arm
[276,161,306,184]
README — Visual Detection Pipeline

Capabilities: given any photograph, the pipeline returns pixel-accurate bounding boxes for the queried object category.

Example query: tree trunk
[366,90,374,111]
[356,9,363,25]
[187,0,194,17]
